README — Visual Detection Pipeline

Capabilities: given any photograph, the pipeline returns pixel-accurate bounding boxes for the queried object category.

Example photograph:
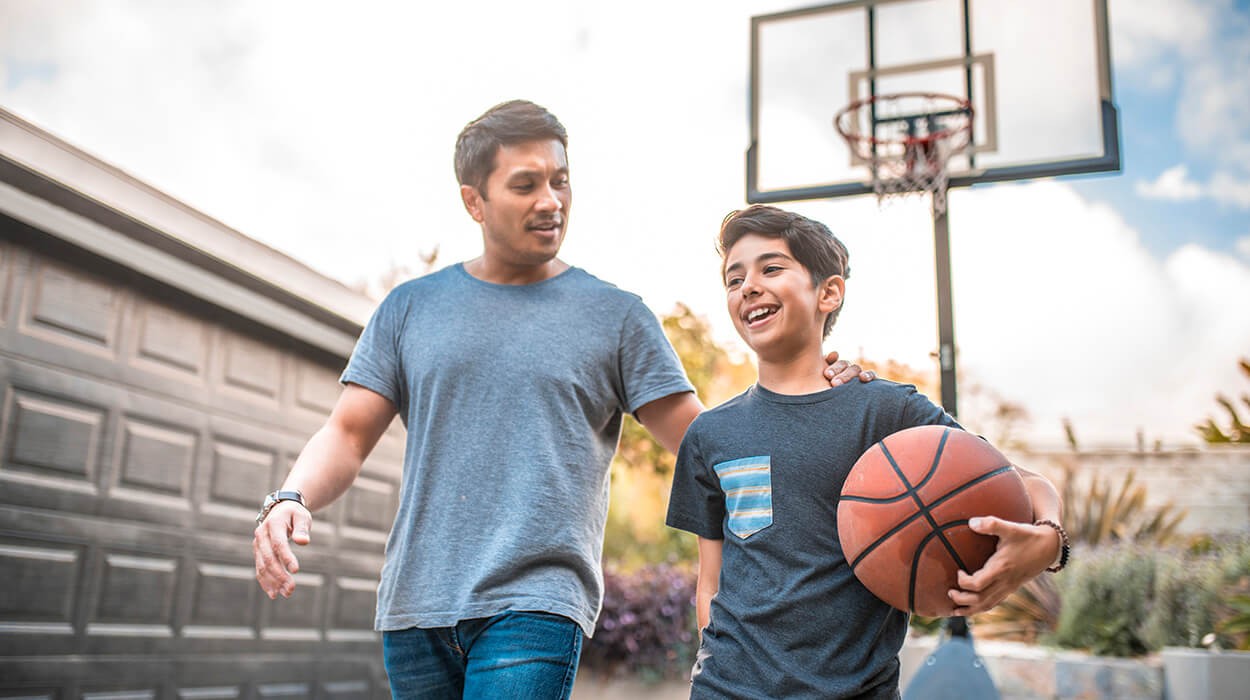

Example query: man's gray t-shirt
[666,380,960,699]
[342,263,693,635]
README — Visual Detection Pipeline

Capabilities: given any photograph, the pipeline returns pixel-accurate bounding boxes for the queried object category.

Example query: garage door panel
[18,258,125,359]
[217,331,283,410]
[129,299,210,384]
[3,385,106,484]
[0,538,84,625]
[292,361,341,417]
[184,561,258,633]
[0,239,13,328]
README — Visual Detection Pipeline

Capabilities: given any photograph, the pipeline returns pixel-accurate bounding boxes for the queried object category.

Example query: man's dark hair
[454,100,568,197]
[717,205,851,339]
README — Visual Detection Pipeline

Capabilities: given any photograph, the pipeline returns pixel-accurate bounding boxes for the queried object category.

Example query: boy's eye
[553,177,570,188]
[764,264,783,274]
[726,278,742,289]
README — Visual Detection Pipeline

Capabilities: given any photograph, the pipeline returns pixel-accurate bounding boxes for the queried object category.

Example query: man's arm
[253,383,397,599]
[635,353,874,455]
[948,465,1064,615]
[696,536,723,639]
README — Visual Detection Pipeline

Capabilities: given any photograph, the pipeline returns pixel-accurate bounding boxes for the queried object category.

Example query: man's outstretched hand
[254,501,313,599]
[825,350,877,387]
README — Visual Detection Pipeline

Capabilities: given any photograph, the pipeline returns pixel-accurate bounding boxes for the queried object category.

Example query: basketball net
[834,93,973,216]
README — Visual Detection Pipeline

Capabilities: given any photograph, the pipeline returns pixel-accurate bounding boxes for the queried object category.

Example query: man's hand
[824,350,877,387]
[947,516,1061,615]
[254,500,313,599]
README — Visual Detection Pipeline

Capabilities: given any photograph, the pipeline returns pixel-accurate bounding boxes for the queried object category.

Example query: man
[252,100,872,699]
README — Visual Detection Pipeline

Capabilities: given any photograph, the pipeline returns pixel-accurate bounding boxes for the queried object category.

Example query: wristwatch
[256,489,306,524]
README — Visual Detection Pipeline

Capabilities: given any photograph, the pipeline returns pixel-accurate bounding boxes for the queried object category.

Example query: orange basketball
[837,425,1032,617]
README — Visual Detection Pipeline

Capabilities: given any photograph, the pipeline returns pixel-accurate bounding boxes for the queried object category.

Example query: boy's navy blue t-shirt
[666,379,961,700]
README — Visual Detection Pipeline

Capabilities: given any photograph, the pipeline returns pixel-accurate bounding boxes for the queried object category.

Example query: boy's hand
[824,350,876,387]
[254,500,313,599]
[946,516,1060,615]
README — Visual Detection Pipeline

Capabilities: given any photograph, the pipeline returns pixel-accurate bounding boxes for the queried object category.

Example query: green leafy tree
[1197,359,1250,444]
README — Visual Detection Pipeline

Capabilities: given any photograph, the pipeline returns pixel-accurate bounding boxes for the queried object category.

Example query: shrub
[1051,537,1250,656]
[581,562,699,681]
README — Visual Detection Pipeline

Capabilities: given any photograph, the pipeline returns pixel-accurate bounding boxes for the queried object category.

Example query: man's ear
[461,184,485,223]
[818,275,845,314]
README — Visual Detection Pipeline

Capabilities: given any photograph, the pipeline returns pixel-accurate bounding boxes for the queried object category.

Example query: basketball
[837,425,1032,617]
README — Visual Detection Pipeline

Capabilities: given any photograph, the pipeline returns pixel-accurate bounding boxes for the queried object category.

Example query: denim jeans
[382,611,584,700]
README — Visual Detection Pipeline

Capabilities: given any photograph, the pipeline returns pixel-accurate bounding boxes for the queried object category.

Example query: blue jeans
[382,611,584,700]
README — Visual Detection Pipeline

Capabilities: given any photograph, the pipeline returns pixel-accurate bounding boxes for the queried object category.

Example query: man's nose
[535,184,563,212]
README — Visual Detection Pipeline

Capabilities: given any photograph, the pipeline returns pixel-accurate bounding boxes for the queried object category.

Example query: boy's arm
[696,536,724,638]
[253,383,397,599]
[947,465,1064,615]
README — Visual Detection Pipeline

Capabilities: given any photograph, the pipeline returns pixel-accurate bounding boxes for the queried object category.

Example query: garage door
[0,224,403,698]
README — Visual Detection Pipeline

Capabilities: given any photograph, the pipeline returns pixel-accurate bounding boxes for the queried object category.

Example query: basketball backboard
[746,0,1120,203]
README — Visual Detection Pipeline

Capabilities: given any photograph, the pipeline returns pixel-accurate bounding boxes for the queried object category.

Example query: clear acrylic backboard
[746,0,1120,203]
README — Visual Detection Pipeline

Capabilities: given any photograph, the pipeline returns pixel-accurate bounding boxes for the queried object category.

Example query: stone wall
[1008,446,1250,535]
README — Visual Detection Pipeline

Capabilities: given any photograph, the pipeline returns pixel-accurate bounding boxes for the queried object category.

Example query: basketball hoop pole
[933,188,957,417]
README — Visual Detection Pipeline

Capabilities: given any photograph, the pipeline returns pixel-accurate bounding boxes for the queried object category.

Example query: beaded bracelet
[1034,519,1070,573]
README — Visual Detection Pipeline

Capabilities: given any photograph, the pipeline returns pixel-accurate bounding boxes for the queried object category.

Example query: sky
[1,0,1247,448]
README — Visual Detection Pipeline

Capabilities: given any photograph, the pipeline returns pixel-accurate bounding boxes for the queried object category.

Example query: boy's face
[462,138,571,268]
[723,233,843,360]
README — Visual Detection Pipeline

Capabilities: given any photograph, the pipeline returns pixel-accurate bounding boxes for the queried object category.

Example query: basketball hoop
[834,93,973,215]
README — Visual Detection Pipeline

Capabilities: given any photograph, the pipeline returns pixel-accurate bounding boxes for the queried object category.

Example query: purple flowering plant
[581,561,699,680]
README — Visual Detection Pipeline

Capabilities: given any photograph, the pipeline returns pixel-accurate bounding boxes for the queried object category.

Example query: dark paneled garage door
[0,229,403,698]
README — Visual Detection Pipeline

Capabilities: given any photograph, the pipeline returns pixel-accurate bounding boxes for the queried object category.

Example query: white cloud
[1209,172,1250,209]
[1111,0,1250,174]
[2,0,1247,450]
[1237,235,1250,260]
[1136,164,1204,201]
[1136,165,1250,209]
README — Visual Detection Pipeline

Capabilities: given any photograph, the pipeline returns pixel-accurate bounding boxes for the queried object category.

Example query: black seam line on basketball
[880,429,968,572]
[842,431,953,505]
[848,464,1016,570]
[908,520,971,614]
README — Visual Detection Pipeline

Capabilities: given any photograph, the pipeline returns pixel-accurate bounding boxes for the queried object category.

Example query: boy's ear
[461,184,485,223]
[818,275,845,314]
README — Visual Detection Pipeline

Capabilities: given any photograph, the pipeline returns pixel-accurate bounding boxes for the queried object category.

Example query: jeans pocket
[714,456,773,539]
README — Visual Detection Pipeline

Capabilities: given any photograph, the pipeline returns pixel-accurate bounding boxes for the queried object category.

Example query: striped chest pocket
[714,456,773,539]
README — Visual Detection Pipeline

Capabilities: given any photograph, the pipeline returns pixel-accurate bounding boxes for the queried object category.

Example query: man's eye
[553,178,570,188]
[513,184,533,192]
[764,265,783,274]
[726,278,742,289]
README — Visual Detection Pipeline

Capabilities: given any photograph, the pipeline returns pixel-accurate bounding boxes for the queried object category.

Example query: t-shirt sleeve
[899,384,962,430]
[666,426,725,539]
[617,298,695,415]
[339,289,405,410]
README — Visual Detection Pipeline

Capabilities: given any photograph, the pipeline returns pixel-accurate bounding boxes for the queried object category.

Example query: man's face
[723,233,841,360]
[467,139,571,269]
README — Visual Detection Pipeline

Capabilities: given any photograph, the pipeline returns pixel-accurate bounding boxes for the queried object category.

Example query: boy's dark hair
[717,205,851,339]
[454,100,568,198]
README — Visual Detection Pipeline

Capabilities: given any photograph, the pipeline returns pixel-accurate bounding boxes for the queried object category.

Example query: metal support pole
[933,192,957,417]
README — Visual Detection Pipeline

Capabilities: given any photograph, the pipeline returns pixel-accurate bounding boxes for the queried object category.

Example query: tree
[1196,358,1250,444]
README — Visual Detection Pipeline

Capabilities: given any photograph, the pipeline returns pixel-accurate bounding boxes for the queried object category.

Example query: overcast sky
[2,0,1248,448]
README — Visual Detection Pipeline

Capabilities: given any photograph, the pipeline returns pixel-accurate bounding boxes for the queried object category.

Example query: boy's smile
[723,234,842,365]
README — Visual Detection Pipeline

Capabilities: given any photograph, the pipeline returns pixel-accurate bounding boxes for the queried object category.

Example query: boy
[665,205,1065,699]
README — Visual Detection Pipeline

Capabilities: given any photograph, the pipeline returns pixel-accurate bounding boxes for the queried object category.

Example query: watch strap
[256,489,306,524]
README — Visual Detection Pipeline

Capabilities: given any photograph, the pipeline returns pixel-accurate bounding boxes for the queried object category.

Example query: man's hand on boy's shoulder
[824,350,877,387]
[946,516,1062,616]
